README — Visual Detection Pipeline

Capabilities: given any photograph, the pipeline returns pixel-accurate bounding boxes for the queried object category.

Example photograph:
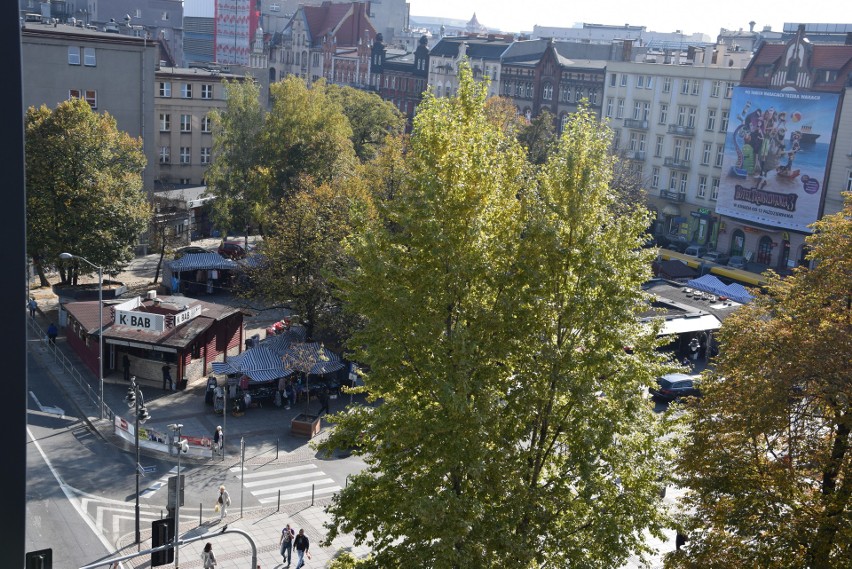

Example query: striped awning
[260,326,307,357]
[211,345,290,383]
[167,253,239,272]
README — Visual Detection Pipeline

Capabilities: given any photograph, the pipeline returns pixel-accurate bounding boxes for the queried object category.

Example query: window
[159,146,170,164]
[610,73,617,87]
[702,142,712,165]
[612,129,621,150]
[642,101,651,121]
[629,132,639,151]
[715,144,725,167]
[711,177,720,200]
[68,46,81,65]
[725,82,734,98]
[698,175,708,197]
[84,90,97,108]
[846,171,852,192]
[69,89,81,100]
[543,82,553,101]
[560,114,568,133]
[652,167,660,189]
[181,83,192,98]
[677,106,687,127]
[691,80,700,96]
[616,98,624,119]
[645,76,654,89]
[655,136,664,157]
[638,133,647,152]
[711,80,721,98]
[637,75,644,88]
[161,11,170,20]
[663,77,672,93]
[606,98,613,118]
[674,139,684,161]
[633,101,643,120]
[720,110,730,132]
[669,172,678,191]
[159,113,171,131]
[681,79,690,95]
[201,84,213,99]
[706,109,717,131]
[620,74,627,87]
[180,147,191,165]
[159,82,171,97]
[687,107,696,128]
[659,103,668,125]
[684,140,693,161]
[180,114,191,132]
[679,172,688,194]
[202,115,212,133]
[83,47,96,66]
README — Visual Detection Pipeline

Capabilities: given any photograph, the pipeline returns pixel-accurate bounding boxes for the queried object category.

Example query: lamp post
[168,423,186,569]
[60,252,104,419]
[124,377,150,546]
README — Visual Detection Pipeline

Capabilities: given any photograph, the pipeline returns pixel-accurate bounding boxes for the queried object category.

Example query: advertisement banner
[715,86,839,233]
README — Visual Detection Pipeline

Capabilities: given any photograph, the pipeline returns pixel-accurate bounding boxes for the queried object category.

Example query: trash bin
[178,377,188,391]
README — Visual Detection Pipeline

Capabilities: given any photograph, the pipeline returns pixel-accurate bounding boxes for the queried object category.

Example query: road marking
[28,391,65,416]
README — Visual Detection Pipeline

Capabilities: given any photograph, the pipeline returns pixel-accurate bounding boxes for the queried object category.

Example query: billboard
[715,86,839,233]
[214,0,257,65]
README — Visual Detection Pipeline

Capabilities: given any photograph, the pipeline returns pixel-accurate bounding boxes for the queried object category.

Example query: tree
[517,107,557,164]
[26,98,149,286]
[204,78,268,238]
[327,84,406,162]
[667,193,852,569]
[261,77,357,200]
[319,62,673,569]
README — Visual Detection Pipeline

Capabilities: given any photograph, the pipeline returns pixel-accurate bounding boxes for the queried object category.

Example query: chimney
[749,21,755,32]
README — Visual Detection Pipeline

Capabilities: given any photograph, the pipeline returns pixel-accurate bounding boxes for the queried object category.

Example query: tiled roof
[302,2,375,47]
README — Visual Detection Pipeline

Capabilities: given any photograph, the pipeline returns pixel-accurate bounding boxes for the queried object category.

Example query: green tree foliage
[26,98,149,285]
[205,79,268,237]
[261,77,357,199]
[667,193,852,569]
[517,107,557,164]
[327,84,406,162]
[319,62,673,569]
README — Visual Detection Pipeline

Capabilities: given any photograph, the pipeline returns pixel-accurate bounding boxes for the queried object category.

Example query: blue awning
[686,274,754,304]
[167,252,239,272]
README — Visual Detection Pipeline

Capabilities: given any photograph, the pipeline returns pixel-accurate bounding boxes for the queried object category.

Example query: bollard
[311,484,315,506]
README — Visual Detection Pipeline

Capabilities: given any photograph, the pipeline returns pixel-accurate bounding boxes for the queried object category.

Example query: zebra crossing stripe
[252,477,337,496]
[243,470,328,489]
[257,485,341,504]
[230,464,318,479]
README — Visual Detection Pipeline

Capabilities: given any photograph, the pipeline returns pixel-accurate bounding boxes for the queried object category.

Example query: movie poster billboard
[214,0,252,66]
[715,86,839,233]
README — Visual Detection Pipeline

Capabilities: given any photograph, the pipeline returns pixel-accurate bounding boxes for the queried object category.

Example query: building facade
[370,33,429,121]
[428,34,514,99]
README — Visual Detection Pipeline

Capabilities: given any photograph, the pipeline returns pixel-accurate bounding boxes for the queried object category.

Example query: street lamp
[124,377,150,546]
[168,423,187,569]
[60,252,104,419]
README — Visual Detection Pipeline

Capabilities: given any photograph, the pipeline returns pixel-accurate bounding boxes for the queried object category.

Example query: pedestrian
[47,322,58,345]
[286,381,295,410]
[317,386,330,416]
[122,354,131,382]
[28,297,37,318]
[200,542,217,568]
[216,485,230,520]
[293,528,311,568]
[162,363,173,391]
[213,425,223,455]
[277,375,287,408]
[280,523,295,566]
[688,337,700,361]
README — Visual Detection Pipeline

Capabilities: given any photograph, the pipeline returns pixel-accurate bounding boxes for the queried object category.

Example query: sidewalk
[26,239,370,568]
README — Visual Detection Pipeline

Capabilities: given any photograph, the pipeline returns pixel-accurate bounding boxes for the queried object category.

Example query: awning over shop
[168,253,239,272]
[687,274,754,304]
[662,204,680,216]
[659,313,722,335]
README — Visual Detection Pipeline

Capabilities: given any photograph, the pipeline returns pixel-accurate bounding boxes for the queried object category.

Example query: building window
[651,167,660,189]
[674,138,684,161]
[201,147,211,164]
[687,107,697,128]
[637,75,644,88]
[659,103,668,125]
[159,146,170,164]
[681,79,690,95]
[560,114,568,133]
[720,110,730,132]
[698,175,708,197]
[180,147,191,164]
[620,74,627,87]
[159,113,170,131]
[706,109,717,131]
[201,84,213,99]
[606,98,613,118]
[159,82,171,97]
[543,82,553,101]
[161,11,170,20]
[669,172,678,191]
[181,83,192,99]
[715,144,725,167]
[68,46,81,65]
[711,177,720,200]
[663,77,671,93]
[616,98,624,119]
[202,115,212,133]
[84,90,97,108]
[612,129,621,150]
[69,89,81,100]
[711,80,721,97]
[691,80,700,96]
[847,170,852,192]
[633,101,643,120]
[679,172,688,194]
[645,76,654,89]
[684,140,692,161]
[610,73,617,87]
[180,114,191,132]
[655,136,664,157]
[725,82,734,98]
[629,132,639,151]
[83,47,96,66]
[702,142,712,165]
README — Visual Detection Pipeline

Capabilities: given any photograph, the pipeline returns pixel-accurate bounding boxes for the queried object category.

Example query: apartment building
[370,33,429,122]
[428,34,514,99]
[154,66,246,188]
[21,21,159,191]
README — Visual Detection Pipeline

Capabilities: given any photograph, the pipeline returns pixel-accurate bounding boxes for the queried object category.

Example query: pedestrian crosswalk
[232,463,342,505]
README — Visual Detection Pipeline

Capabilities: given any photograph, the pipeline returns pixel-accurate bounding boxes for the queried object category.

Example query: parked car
[662,234,689,253]
[649,373,702,402]
[217,240,247,259]
[701,251,730,265]
[684,244,708,257]
[727,255,748,269]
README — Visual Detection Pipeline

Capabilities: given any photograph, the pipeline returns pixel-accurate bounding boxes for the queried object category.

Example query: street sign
[167,474,185,508]
[142,465,157,473]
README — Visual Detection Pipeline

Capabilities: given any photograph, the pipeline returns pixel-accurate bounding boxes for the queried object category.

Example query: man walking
[213,426,224,456]
[317,386,330,416]
[162,363,173,391]
[28,297,37,318]
[47,322,58,345]
[293,529,310,568]
[279,523,295,566]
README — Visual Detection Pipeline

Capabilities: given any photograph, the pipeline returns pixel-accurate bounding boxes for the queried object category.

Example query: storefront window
[757,236,772,265]
[731,230,745,256]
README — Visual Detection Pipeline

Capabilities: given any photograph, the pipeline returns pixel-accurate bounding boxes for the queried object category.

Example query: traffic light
[151,518,175,567]
[25,549,52,569]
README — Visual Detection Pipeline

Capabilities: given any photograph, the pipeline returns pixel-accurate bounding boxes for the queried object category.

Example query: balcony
[627,150,646,161]
[659,189,686,202]
[664,157,691,170]
[667,124,695,137]
[623,118,649,130]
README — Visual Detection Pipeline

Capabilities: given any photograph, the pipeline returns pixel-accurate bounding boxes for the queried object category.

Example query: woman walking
[216,485,230,520]
[201,542,217,568]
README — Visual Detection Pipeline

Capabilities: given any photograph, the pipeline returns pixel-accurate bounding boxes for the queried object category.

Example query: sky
[407,0,847,37]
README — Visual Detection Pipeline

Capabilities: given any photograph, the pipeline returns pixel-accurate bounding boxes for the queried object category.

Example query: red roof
[302,1,375,47]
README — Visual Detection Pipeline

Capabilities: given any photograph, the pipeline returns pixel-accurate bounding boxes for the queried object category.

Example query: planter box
[291,414,321,438]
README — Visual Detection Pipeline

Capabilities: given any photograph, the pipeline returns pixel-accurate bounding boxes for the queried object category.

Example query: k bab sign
[116,309,165,331]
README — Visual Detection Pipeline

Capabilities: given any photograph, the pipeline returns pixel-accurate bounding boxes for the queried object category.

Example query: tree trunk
[34,260,51,288]
[153,241,166,284]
